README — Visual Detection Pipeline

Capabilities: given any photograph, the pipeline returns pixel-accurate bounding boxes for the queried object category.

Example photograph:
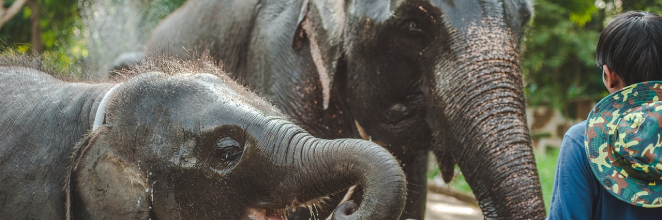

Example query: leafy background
[2,0,662,214]
[0,0,186,77]
[523,0,662,116]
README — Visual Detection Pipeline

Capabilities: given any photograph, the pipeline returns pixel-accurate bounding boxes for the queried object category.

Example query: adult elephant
[147,0,545,219]
[0,58,406,219]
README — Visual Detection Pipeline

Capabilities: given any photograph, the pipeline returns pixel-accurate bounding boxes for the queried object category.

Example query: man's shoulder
[564,120,587,140]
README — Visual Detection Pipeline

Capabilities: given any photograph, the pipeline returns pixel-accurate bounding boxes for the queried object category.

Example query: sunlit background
[1,0,661,218]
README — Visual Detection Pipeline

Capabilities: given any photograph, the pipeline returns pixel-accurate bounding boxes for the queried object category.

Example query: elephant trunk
[262,119,407,220]
[447,111,542,219]
[428,44,546,218]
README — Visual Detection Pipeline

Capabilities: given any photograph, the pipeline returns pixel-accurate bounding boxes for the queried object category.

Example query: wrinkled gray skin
[146,0,545,219]
[0,65,406,219]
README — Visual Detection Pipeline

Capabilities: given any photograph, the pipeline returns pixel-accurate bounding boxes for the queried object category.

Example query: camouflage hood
[586,81,662,207]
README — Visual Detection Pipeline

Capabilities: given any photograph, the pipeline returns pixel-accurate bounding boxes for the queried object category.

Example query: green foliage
[448,168,473,194]
[535,147,561,212]
[0,0,186,79]
[0,0,87,76]
[523,0,662,114]
[523,0,605,111]
[557,0,598,26]
[622,0,662,12]
[2,0,81,52]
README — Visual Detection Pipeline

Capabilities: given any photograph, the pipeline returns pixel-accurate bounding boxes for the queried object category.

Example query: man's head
[597,11,662,90]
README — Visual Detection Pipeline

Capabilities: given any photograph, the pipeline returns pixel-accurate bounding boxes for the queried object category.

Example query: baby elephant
[0,58,406,220]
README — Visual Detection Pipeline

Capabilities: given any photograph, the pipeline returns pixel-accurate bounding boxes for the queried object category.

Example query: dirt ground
[424,192,483,220]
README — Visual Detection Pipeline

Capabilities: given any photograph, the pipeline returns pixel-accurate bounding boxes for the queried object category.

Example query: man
[547,11,662,219]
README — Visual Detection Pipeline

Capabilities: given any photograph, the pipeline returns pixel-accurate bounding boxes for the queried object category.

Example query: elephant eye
[402,20,423,33]
[216,137,243,160]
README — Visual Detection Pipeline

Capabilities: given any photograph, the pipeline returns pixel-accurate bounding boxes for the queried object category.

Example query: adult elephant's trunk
[427,17,546,220]
[259,119,407,220]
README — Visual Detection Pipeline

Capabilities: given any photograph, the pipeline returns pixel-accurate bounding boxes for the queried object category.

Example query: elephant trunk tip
[330,200,359,220]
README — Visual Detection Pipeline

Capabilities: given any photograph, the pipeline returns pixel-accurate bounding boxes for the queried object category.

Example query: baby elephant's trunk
[265,119,407,220]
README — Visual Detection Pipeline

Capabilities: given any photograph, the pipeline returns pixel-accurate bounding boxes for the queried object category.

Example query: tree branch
[0,0,28,29]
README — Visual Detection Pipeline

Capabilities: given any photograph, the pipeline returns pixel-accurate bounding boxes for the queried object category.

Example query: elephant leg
[400,150,428,220]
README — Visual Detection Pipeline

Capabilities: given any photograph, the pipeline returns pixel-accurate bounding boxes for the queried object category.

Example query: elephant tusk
[354,120,389,147]
[93,83,123,131]
[354,120,370,141]
[341,185,357,203]
[327,184,358,220]
[302,13,331,110]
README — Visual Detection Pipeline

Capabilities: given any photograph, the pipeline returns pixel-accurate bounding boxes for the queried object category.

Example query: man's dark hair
[596,11,662,85]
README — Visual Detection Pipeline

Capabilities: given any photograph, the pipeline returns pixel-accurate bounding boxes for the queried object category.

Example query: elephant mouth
[266,209,286,220]
[246,208,286,220]
[247,197,324,220]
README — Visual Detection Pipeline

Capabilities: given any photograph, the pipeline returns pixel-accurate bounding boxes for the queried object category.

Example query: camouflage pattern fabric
[586,81,662,207]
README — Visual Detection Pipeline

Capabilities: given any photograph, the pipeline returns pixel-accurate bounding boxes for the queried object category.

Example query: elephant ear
[292,0,346,110]
[66,127,151,219]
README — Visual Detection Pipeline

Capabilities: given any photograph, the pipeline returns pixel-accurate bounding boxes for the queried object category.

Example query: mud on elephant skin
[146,0,545,219]
[0,57,406,220]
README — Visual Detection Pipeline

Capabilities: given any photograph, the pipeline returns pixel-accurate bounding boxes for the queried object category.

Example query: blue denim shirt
[546,121,662,219]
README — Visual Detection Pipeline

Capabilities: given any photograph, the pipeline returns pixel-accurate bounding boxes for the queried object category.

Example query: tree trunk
[27,0,41,54]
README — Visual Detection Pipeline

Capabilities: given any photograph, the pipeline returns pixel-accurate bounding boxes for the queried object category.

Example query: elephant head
[296,0,544,218]
[67,64,406,219]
